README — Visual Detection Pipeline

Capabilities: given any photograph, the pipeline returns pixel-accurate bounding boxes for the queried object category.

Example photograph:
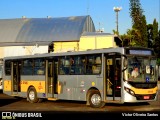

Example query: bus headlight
[124,87,135,96]
[130,90,135,96]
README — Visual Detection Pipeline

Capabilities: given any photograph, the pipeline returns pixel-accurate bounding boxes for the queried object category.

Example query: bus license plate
[144,96,150,99]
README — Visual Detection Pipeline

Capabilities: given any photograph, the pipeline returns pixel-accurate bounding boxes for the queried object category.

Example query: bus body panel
[3,75,12,93]
[20,80,45,93]
[20,75,46,93]
[3,80,12,91]
[57,75,103,101]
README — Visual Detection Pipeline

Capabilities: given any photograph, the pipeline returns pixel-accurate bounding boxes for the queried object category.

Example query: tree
[140,15,148,47]
[129,0,143,26]
[155,30,160,66]
[127,28,140,46]
[112,29,119,35]
[120,34,130,47]
[154,30,160,54]
[129,0,148,47]
[152,19,159,43]
[120,28,141,47]
[147,24,153,48]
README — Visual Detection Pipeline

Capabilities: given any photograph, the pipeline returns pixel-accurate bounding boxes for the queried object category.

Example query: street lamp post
[113,7,122,35]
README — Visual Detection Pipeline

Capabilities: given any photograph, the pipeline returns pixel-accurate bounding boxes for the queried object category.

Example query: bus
[2,47,158,108]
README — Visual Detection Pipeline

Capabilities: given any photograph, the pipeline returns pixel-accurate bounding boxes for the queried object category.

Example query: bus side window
[70,57,75,74]
[92,56,101,74]
[59,57,70,75]
[70,56,86,75]
[22,59,33,75]
[80,56,86,74]
[86,55,101,74]
[34,59,45,75]
[59,58,64,74]
[73,58,82,74]
[86,56,93,74]
[64,59,70,74]
[95,56,101,64]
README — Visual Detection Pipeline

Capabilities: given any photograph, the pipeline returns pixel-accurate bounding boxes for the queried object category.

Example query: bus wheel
[27,87,39,103]
[88,90,105,108]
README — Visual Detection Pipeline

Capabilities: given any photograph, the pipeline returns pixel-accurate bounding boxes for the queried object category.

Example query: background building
[0,15,121,59]
[0,15,95,57]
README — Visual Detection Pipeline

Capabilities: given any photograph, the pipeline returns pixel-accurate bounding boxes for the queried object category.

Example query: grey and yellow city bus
[2,47,158,108]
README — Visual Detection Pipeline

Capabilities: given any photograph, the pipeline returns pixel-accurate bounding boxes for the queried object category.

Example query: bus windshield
[127,56,157,82]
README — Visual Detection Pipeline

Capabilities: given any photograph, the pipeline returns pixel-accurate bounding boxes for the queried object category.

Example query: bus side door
[11,61,21,95]
[46,59,58,98]
[105,54,121,101]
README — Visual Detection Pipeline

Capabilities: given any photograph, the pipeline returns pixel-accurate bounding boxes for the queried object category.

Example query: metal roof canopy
[0,15,95,46]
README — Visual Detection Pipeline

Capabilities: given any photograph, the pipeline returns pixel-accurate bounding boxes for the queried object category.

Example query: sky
[0,0,159,35]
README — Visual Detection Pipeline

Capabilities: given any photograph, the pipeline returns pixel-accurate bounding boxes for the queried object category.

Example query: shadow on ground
[105,102,150,106]
[46,99,150,108]
[0,90,23,107]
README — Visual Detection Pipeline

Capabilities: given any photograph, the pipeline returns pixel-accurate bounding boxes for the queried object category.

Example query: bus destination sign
[129,50,152,55]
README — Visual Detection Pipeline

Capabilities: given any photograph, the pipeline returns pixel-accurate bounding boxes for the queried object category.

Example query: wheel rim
[91,94,101,106]
[29,91,35,100]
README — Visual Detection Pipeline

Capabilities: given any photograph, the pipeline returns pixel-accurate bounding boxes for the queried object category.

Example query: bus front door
[105,55,121,101]
[46,60,58,98]
[11,61,21,95]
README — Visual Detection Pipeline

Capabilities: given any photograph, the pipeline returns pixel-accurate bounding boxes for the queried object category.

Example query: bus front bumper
[123,90,158,103]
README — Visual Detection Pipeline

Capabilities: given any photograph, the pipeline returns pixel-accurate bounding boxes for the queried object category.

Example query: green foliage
[152,19,159,42]
[156,58,160,66]
[140,15,148,47]
[129,0,144,28]
[147,24,153,48]
[154,30,160,57]
[129,0,148,47]
[112,29,119,35]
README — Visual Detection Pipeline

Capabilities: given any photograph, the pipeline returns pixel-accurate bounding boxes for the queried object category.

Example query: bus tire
[88,90,105,108]
[27,87,39,103]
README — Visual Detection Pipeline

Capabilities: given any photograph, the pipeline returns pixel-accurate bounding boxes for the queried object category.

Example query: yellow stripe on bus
[3,80,46,93]
[21,80,45,93]
[3,80,11,91]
